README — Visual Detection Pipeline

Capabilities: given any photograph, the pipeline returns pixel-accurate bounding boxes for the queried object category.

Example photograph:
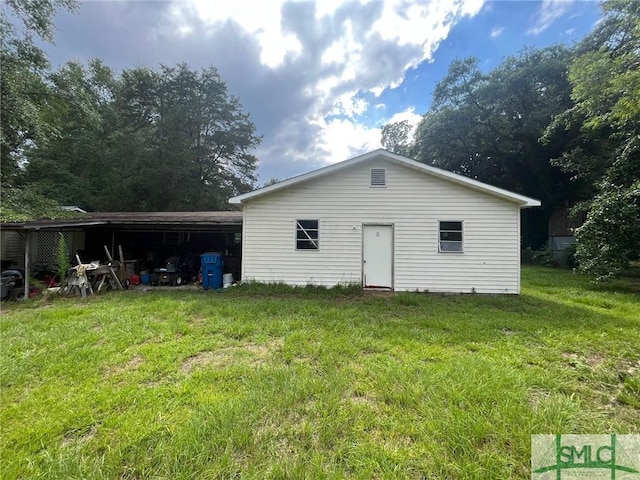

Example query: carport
[1,211,243,296]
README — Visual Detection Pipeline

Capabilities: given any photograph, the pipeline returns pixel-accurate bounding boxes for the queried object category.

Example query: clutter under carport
[59,247,125,297]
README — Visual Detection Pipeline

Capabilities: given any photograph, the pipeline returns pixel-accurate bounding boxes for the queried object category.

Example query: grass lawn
[1,266,639,479]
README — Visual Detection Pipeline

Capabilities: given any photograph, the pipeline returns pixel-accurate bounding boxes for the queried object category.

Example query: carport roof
[1,211,242,231]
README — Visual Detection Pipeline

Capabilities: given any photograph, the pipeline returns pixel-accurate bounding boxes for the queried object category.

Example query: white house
[229,149,540,294]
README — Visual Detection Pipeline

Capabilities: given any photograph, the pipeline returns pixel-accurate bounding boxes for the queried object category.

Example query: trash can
[201,252,223,290]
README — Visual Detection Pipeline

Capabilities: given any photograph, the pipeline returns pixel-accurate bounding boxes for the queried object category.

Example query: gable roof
[229,149,541,208]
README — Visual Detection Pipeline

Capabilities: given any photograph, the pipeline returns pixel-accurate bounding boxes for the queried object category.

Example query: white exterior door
[362,224,393,289]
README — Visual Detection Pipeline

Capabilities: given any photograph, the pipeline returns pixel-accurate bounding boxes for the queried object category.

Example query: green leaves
[0,185,85,222]
[551,0,640,279]
[5,0,78,43]
[22,62,261,212]
[574,181,640,280]
[0,0,78,186]
[381,120,413,156]
[2,1,259,212]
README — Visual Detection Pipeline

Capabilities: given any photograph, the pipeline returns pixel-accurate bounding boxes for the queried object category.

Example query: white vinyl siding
[241,158,522,293]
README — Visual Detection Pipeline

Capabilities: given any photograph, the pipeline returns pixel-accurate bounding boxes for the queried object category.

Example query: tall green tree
[0,0,81,222]
[0,0,78,185]
[24,63,261,211]
[112,63,260,210]
[412,47,583,248]
[23,60,118,209]
[546,0,640,279]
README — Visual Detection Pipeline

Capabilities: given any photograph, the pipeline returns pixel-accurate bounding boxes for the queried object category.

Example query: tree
[0,0,79,222]
[381,120,413,156]
[0,185,84,222]
[23,60,117,209]
[546,0,640,279]
[0,0,78,185]
[262,178,282,187]
[412,48,583,248]
[24,62,261,211]
[112,63,260,210]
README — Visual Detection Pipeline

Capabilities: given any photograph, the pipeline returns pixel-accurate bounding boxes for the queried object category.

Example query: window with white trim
[439,221,463,252]
[370,168,386,187]
[296,220,319,250]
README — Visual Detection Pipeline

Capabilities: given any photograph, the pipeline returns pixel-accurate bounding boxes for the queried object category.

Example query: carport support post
[24,230,31,299]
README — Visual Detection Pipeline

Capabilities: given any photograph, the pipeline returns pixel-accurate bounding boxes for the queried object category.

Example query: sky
[40,0,603,183]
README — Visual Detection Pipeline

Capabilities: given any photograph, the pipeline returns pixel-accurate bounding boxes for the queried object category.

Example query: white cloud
[169,0,302,67]
[527,0,574,36]
[365,0,485,94]
[490,26,504,38]
[387,107,422,130]
[103,0,488,179]
[313,107,423,169]
[315,117,383,164]
[332,94,369,118]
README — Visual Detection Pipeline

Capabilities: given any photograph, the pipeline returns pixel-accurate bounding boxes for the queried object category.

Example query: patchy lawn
[1,266,638,479]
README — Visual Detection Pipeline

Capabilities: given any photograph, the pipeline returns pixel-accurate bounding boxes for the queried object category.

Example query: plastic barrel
[201,252,223,290]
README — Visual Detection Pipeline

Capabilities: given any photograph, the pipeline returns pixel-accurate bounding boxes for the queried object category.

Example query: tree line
[1,0,260,215]
[382,0,639,280]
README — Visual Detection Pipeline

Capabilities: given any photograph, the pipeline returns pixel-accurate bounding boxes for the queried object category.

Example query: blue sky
[38,0,603,183]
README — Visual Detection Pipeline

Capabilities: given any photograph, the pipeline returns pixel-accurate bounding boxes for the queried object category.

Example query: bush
[521,245,553,267]
[564,244,578,270]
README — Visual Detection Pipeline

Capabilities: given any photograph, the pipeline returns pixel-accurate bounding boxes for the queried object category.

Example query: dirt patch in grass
[61,426,97,447]
[347,392,380,409]
[618,358,639,378]
[180,339,282,373]
[562,352,606,370]
[181,351,220,373]
[105,354,144,377]
[186,315,209,328]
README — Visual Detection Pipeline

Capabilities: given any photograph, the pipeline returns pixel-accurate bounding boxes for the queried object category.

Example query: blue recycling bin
[201,252,223,290]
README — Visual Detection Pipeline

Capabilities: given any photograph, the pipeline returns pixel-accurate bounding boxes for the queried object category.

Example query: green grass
[1,266,639,479]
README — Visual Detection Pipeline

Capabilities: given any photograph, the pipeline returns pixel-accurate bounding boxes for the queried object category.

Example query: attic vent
[370,168,386,187]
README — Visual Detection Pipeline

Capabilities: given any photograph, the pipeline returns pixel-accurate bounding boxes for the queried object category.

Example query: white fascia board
[229,149,541,208]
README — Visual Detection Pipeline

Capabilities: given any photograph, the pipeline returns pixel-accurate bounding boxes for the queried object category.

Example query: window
[370,168,386,187]
[296,220,319,250]
[439,221,463,252]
